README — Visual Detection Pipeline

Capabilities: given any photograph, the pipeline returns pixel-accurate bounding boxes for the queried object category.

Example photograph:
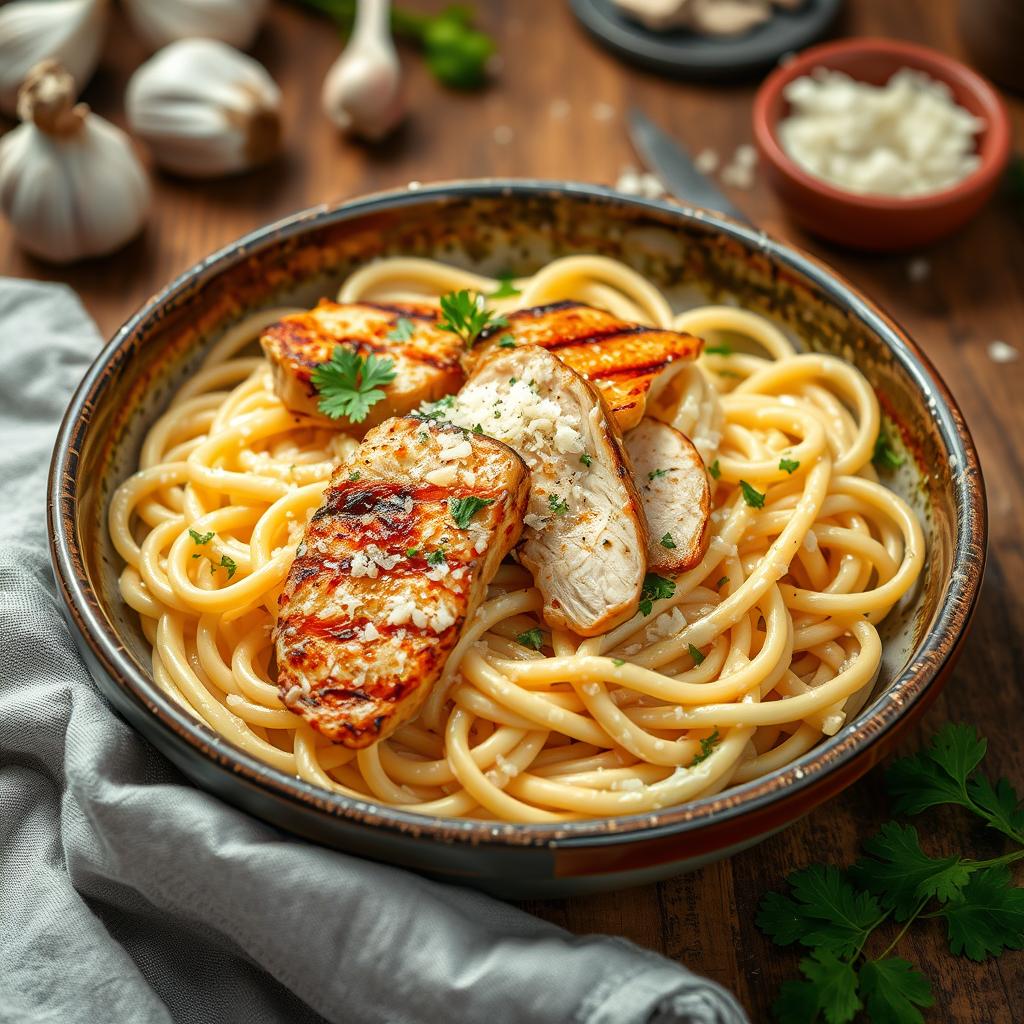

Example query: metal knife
[627,108,752,225]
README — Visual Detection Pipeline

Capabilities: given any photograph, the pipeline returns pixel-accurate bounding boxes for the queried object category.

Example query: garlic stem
[16,60,87,136]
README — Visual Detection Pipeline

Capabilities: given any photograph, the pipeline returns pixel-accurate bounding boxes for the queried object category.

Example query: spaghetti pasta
[108,255,925,822]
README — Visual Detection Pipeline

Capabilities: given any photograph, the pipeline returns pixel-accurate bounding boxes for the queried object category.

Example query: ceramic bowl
[752,38,1012,251]
[48,181,986,897]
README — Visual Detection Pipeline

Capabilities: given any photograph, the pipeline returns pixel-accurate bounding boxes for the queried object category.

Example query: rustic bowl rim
[752,36,1012,213]
[47,179,987,849]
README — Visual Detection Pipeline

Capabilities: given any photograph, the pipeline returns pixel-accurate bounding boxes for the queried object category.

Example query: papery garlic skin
[0,62,150,264]
[322,0,404,141]
[126,39,281,178]
[0,0,108,116]
[123,0,268,51]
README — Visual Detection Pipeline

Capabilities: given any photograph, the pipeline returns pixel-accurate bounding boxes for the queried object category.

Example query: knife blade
[627,108,751,225]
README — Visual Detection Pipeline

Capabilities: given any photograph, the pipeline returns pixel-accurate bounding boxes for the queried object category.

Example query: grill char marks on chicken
[275,416,529,747]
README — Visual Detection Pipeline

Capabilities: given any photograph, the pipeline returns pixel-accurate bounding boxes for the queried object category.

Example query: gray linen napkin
[0,277,750,1024]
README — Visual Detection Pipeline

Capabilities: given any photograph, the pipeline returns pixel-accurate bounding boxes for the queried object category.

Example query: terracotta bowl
[753,38,1012,251]
[48,181,986,897]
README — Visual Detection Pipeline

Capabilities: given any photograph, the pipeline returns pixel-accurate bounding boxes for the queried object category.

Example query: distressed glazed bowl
[48,181,986,897]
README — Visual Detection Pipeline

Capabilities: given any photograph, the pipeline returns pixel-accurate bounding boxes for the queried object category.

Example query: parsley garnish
[497,336,517,349]
[449,496,494,529]
[516,627,544,651]
[639,572,675,616]
[489,275,521,299]
[758,724,1024,1023]
[739,480,766,508]
[716,576,729,589]
[661,532,676,549]
[704,343,732,355]
[472,423,483,434]
[406,547,420,558]
[873,432,906,471]
[426,548,447,566]
[311,348,397,423]
[387,317,415,342]
[690,728,720,765]
[579,452,592,467]
[648,467,669,481]
[687,643,706,665]
[709,459,721,480]
[547,494,569,515]
[437,289,508,349]
[779,457,800,474]
[348,470,361,481]
[418,395,456,421]
[212,555,237,579]
[612,658,625,667]
[189,528,214,546]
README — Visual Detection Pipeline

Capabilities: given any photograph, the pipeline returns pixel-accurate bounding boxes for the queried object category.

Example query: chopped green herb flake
[579,452,592,467]
[212,555,237,580]
[497,336,517,349]
[687,643,706,665]
[639,572,675,616]
[472,423,483,434]
[716,576,729,589]
[779,457,800,474]
[516,627,544,651]
[612,658,625,667]
[449,496,494,529]
[709,459,721,480]
[547,494,569,515]
[690,729,720,766]
[704,343,732,355]
[189,528,214,545]
[648,467,669,481]
[386,317,415,342]
[739,480,766,508]
[426,548,447,566]
[406,547,420,558]
[348,470,361,481]
[660,532,676,549]
[873,432,906,471]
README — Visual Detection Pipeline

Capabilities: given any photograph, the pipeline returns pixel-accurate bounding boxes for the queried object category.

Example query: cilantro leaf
[800,950,861,1024]
[660,532,676,549]
[937,865,1024,960]
[887,723,986,816]
[639,572,675,616]
[387,317,415,341]
[449,496,494,529]
[739,479,766,508]
[437,289,507,349]
[516,627,544,651]
[859,957,933,1024]
[757,865,882,957]
[690,728,719,766]
[967,775,1024,841]
[311,348,397,423]
[873,432,906,471]
[489,275,521,299]
[779,457,800,474]
[189,528,214,545]
[850,823,969,920]
[708,459,721,480]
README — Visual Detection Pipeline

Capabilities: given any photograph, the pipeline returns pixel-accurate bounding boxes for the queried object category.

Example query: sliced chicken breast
[625,420,711,576]
[433,346,648,636]
[261,300,465,431]
[275,416,529,747]
[473,301,702,431]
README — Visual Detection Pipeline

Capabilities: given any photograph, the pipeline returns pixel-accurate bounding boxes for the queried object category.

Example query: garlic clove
[0,0,108,117]
[321,0,404,142]
[126,38,281,179]
[122,0,268,52]
[0,61,150,264]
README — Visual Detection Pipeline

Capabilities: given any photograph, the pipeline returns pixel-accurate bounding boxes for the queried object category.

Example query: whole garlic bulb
[0,0,108,116]
[126,39,281,178]
[122,0,268,51]
[0,61,150,264]
[322,0,404,141]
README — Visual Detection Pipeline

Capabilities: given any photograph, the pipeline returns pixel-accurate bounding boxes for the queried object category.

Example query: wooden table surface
[4,1,1022,1019]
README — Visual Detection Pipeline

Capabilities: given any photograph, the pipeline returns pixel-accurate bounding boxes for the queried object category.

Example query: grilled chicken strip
[434,346,648,636]
[261,300,465,431]
[625,420,711,576]
[473,301,702,431]
[275,417,529,747]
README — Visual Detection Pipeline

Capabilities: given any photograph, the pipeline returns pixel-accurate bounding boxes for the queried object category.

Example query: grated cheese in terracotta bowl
[777,67,985,198]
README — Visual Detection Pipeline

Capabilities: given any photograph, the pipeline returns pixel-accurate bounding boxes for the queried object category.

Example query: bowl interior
[53,183,983,843]
[758,39,1009,202]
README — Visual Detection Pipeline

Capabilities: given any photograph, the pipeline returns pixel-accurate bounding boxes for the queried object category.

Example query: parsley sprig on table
[436,289,508,349]
[758,724,1024,1023]
[311,348,397,423]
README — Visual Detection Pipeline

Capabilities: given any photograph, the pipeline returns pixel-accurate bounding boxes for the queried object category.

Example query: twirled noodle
[108,256,925,822]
